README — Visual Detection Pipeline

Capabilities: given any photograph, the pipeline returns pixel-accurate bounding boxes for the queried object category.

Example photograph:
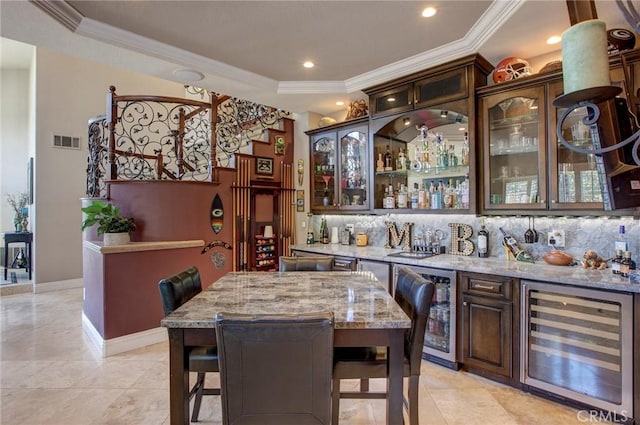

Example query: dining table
[161,270,412,425]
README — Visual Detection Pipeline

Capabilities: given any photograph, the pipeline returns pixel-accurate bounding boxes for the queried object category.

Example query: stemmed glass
[498,99,514,122]
[322,175,331,191]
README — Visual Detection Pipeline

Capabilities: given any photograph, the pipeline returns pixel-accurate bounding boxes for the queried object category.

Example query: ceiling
[0,1,634,115]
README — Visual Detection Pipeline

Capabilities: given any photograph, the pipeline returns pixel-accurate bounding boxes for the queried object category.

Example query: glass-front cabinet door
[482,87,547,211]
[548,82,604,210]
[338,125,369,210]
[311,132,337,211]
[309,119,369,212]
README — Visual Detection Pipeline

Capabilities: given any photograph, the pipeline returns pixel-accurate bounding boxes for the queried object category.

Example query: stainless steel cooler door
[521,280,633,417]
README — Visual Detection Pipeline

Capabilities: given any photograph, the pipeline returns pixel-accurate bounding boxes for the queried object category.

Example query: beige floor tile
[1,287,625,425]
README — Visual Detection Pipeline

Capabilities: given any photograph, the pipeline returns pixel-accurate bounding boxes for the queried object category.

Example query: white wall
[32,47,185,284]
[1,68,30,232]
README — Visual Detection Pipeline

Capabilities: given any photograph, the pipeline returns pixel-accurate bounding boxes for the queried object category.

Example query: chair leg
[332,377,341,425]
[191,372,206,422]
[408,375,419,425]
[360,378,369,392]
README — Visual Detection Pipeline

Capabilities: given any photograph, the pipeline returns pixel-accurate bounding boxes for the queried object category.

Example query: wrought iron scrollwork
[86,86,291,197]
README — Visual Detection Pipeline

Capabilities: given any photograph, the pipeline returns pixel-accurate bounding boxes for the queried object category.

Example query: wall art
[210,194,224,233]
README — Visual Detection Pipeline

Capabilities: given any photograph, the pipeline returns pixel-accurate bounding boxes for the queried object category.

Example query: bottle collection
[376,132,469,174]
[612,225,636,278]
[382,178,470,210]
[425,277,451,350]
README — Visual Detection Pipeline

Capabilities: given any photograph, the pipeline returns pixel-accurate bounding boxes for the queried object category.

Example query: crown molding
[345,0,524,92]
[31,0,523,96]
[76,18,278,91]
[29,0,83,32]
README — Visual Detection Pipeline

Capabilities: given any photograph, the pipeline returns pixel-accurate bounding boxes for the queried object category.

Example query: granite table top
[161,271,411,330]
[290,244,640,294]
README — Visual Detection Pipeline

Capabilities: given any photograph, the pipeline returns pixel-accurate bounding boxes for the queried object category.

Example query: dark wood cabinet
[458,272,519,385]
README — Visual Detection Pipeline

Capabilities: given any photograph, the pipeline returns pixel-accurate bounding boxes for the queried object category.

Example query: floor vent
[53,135,80,149]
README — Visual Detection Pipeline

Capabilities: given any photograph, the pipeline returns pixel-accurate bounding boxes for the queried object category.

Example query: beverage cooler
[393,265,457,369]
[521,281,634,419]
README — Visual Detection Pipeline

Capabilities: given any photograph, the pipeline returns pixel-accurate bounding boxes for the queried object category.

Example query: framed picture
[274,135,285,155]
[255,157,274,176]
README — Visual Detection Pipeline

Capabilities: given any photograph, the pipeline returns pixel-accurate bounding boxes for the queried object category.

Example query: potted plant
[81,200,136,246]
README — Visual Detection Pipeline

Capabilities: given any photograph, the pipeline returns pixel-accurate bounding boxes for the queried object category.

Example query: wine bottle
[615,225,628,252]
[478,223,489,258]
[321,218,329,244]
[499,227,534,263]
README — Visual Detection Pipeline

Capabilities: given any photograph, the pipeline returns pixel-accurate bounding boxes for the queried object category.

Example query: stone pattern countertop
[290,244,640,294]
[161,271,411,330]
[83,239,204,254]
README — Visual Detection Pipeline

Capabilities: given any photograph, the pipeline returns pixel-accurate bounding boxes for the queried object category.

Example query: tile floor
[0,288,612,425]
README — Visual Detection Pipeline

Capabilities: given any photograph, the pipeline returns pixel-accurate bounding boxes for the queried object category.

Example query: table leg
[168,329,189,425]
[27,242,31,280]
[387,329,404,425]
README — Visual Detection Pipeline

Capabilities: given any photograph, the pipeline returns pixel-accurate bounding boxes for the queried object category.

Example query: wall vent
[53,135,80,149]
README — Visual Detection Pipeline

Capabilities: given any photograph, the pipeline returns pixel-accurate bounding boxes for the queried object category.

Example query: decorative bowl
[542,250,573,266]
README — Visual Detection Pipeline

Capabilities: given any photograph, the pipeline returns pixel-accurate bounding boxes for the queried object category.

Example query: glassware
[498,99,513,122]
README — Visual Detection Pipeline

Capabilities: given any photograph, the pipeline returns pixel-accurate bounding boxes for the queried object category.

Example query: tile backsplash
[311,214,639,264]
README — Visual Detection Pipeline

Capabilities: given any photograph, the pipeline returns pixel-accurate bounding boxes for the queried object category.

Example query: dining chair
[158,266,220,422]
[278,255,334,271]
[215,312,334,425]
[332,266,435,425]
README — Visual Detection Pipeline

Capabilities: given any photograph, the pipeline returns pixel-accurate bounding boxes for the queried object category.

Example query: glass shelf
[490,145,539,156]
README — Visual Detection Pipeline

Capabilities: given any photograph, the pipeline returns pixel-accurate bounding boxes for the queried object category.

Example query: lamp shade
[561,20,611,94]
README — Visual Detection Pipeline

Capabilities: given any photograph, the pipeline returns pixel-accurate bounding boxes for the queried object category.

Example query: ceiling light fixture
[547,35,562,45]
[303,61,314,68]
[336,101,345,106]
[440,110,448,118]
[422,7,437,18]
[387,97,396,102]
[173,69,204,83]
[403,118,411,126]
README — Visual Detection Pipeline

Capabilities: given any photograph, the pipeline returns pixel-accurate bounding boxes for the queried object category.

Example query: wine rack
[255,236,277,271]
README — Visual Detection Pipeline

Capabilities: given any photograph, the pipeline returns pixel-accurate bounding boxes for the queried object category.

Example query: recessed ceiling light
[547,35,562,45]
[336,101,345,106]
[422,7,437,18]
[303,61,314,68]
[387,97,396,102]
[403,118,411,126]
[458,127,466,131]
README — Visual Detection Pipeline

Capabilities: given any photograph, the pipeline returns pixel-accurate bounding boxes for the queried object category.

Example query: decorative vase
[13,214,22,232]
[103,232,130,246]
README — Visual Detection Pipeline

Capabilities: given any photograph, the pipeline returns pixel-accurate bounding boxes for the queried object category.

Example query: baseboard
[82,313,168,357]
[34,278,83,293]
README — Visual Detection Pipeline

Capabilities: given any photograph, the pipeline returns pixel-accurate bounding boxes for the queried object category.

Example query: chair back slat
[279,256,334,271]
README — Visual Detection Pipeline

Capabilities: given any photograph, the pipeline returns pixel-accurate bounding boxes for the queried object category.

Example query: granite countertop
[83,239,204,254]
[290,244,640,294]
[161,271,411,330]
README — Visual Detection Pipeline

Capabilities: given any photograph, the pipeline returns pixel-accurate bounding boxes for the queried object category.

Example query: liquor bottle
[612,249,623,275]
[626,251,637,270]
[461,132,469,165]
[418,183,428,209]
[396,148,407,171]
[384,145,393,171]
[398,184,407,208]
[411,183,419,209]
[306,214,315,244]
[478,222,489,258]
[615,225,628,252]
[499,227,534,262]
[384,184,395,209]
[443,179,455,209]
[376,153,384,172]
[620,251,631,278]
[321,218,329,244]
[460,176,470,209]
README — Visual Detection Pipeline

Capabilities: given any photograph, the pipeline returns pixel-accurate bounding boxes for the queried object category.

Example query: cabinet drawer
[461,272,514,300]
[334,256,357,271]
